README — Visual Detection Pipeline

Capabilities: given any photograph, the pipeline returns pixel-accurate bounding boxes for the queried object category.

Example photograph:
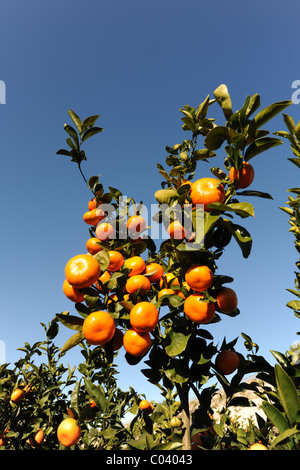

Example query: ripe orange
[82,311,116,346]
[124,256,146,276]
[145,263,164,283]
[95,271,111,292]
[127,215,146,239]
[248,442,268,450]
[83,208,106,225]
[11,388,25,403]
[57,418,81,447]
[158,288,175,298]
[112,328,124,351]
[86,237,103,255]
[63,279,85,303]
[229,162,254,189]
[95,222,116,241]
[215,350,240,375]
[159,272,180,289]
[185,265,213,292]
[88,197,101,211]
[184,294,215,324]
[65,254,101,289]
[123,329,152,357]
[107,250,124,272]
[125,274,151,295]
[27,429,45,447]
[130,301,159,333]
[139,400,154,415]
[0,428,8,447]
[216,287,238,313]
[190,177,226,211]
[89,399,97,409]
[167,220,187,239]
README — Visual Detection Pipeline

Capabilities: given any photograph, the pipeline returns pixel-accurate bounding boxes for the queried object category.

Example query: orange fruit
[112,328,124,351]
[86,237,103,255]
[248,442,268,450]
[229,162,254,189]
[184,294,215,324]
[127,215,146,239]
[124,256,145,276]
[57,418,81,447]
[88,197,101,211]
[139,400,154,415]
[159,272,180,289]
[65,254,101,289]
[107,250,124,272]
[95,222,116,241]
[0,428,8,447]
[215,350,240,375]
[11,388,25,403]
[216,287,238,313]
[123,329,152,357]
[167,220,187,239]
[83,208,106,225]
[130,301,159,333]
[158,288,175,298]
[125,274,151,295]
[27,429,45,447]
[82,311,116,346]
[185,265,213,292]
[145,263,164,283]
[95,271,111,292]
[89,399,97,409]
[190,177,225,211]
[63,279,85,303]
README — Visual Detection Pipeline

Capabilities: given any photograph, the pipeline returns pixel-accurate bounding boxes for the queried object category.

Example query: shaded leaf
[244,137,282,161]
[253,100,292,129]
[61,331,85,353]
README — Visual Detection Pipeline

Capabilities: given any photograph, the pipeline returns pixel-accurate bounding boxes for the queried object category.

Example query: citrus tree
[52,85,293,450]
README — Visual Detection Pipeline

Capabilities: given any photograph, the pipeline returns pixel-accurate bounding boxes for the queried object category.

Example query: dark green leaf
[64,124,79,149]
[68,110,82,133]
[204,126,229,150]
[82,127,104,143]
[56,148,71,156]
[275,364,300,426]
[253,100,292,129]
[244,137,282,161]
[81,115,100,132]
[208,202,255,218]
[61,331,85,353]
[84,379,107,413]
[236,190,273,199]
[56,313,84,331]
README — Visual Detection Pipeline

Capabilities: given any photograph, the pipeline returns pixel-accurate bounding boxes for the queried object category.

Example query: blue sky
[1,0,300,404]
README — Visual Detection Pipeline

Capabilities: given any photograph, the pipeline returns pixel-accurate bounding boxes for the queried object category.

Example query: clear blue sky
[1,0,300,404]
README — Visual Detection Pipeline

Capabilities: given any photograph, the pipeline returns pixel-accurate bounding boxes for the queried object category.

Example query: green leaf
[152,442,183,450]
[93,250,110,272]
[81,115,100,132]
[81,127,104,143]
[61,331,85,353]
[253,100,292,129]
[56,313,84,331]
[286,300,300,311]
[56,148,71,156]
[261,401,290,435]
[84,379,107,413]
[288,157,300,169]
[64,124,79,149]
[208,202,255,218]
[68,110,82,133]
[275,364,300,426]
[282,113,296,135]
[213,84,233,120]
[70,381,81,418]
[245,94,261,118]
[154,189,178,205]
[269,427,300,450]
[204,126,229,150]
[220,220,252,258]
[244,137,283,161]
[165,330,191,357]
[236,190,273,199]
